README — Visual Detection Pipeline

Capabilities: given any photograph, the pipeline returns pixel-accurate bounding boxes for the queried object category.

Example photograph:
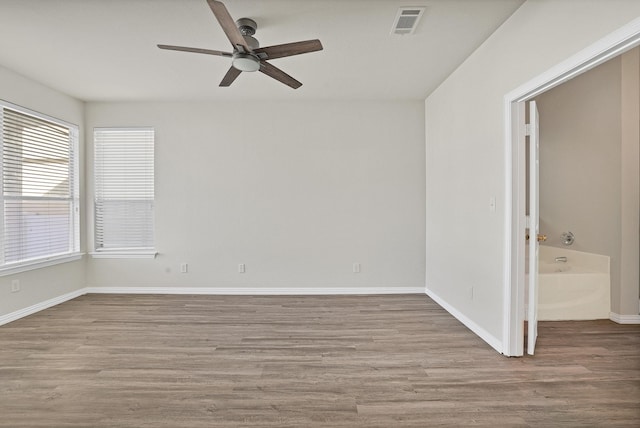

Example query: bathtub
[527,246,610,321]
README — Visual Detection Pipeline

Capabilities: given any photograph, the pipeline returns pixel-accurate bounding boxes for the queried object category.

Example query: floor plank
[0,294,638,427]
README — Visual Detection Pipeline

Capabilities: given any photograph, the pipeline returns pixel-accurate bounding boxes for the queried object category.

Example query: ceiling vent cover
[391,7,425,35]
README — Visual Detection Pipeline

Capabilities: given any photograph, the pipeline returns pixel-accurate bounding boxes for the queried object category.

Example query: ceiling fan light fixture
[232,53,260,72]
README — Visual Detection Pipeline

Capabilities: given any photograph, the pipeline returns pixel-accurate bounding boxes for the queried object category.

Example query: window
[93,128,155,257]
[0,102,80,273]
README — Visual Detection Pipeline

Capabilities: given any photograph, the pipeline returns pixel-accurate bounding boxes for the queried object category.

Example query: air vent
[391,7,425,35]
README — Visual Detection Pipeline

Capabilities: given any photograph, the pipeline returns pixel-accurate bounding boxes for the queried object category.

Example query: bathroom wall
[535,47,640,316]
[620,47,640,314]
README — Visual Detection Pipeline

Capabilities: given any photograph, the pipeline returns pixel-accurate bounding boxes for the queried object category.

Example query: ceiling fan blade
[207,0,250,52]
[219,66,242,87]
[254,40,323,60]
[157,44,232,57]
[259,61,302,89]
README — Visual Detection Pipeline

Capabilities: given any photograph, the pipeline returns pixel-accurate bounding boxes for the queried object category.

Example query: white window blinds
[94,128,155,252]
[0,103,80,267]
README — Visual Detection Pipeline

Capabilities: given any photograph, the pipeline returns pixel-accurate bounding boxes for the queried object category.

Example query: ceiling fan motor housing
[243,35,259,50]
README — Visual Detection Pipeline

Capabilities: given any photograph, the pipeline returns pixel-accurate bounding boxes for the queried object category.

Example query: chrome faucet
[555,256,567,263]
[561,231,574,246]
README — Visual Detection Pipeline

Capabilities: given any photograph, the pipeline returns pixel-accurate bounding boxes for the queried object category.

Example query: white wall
[85,100,426,290]
[425,0,640,346]
[0,65,86,318]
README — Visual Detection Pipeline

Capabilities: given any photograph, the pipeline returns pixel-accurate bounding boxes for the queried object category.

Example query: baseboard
[610,312,640,324]
[425,286,503,354]
[84,286,425,295]
[0,288,86,327]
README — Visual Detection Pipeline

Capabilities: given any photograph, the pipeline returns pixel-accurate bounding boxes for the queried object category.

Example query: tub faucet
[562,231,575,246]
[555,256,567,263]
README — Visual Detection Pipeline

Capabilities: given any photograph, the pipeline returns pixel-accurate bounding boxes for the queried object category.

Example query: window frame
[0,100,82,276]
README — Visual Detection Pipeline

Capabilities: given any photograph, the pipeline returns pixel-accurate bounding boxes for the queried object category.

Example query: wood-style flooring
[0,294,638,427]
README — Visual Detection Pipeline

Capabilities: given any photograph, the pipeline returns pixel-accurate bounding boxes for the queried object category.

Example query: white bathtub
[528,246,610,321]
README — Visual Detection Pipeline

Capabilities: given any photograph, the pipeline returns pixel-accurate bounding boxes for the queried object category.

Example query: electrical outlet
[353,263,361,273]
[238,263,245,273]
[11,279,20,293]
[180,263,188,273]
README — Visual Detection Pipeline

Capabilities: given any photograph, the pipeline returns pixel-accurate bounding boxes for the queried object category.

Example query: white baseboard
[0,288,86,326]
[84,286,425,295]
[610,312,640,324]
[1,286,425,326]
[425,286,503,354]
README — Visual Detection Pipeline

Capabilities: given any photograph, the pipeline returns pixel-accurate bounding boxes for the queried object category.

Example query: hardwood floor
[0,294,638,427]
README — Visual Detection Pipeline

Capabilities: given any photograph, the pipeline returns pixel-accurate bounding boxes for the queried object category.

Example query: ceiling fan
[158,0,323,89]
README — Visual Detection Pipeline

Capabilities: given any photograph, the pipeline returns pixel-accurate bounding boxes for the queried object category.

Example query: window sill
[90,251,158,259]
[0,253,84,277]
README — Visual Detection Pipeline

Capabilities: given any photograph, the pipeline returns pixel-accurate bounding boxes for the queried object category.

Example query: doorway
[503,21,640,357]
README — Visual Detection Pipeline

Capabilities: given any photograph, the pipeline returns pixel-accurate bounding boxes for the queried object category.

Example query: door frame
[502,17,640,357]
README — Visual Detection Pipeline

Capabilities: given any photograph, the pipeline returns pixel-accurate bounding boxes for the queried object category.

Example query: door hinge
[525,123,532,136]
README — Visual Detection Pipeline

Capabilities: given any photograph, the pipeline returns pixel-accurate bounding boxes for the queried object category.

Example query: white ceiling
[0,0,524,102]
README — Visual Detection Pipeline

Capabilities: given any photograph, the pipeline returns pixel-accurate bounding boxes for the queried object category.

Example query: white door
[527,100,540,355]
